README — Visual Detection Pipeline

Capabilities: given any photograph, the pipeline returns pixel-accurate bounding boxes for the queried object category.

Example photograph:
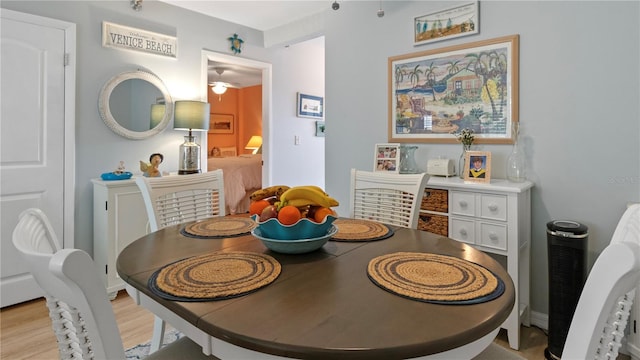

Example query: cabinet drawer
[418,213,448,236]
[479,194,507,221]
[450,217,474,245]
[451,191,475,216]
[479,222,507,251]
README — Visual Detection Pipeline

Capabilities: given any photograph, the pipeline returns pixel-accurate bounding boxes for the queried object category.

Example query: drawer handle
[459,229,468,236]
[459,200,468,208]
[489,232,499,241]
[488,204,498,212]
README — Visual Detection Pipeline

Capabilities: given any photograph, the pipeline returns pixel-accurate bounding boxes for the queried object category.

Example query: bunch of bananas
[276,185,339,210]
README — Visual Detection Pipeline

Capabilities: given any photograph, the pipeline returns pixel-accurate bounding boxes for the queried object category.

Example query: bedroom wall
[239,85,263,155]
[207,85,261,156]
[323,0,640,318]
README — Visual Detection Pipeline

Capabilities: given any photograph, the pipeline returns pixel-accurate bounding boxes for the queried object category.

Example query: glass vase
[458,144,471,179]
[399,145,419,174]
[507,126,526,182]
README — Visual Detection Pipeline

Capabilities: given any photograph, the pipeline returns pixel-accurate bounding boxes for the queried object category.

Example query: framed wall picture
[209,113,234,134]
[388,35,519,144]
[315,121,326,137]
[374,143,400,173]
[464,151,491,183]
[413,1,479,46]
[297,92,324,119]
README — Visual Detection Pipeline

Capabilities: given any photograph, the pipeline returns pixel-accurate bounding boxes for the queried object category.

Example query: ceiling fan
[209,67,240,100]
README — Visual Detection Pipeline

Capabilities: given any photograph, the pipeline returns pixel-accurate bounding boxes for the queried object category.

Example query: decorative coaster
[181,217,257,239]
[367,252,504,304]
[149,251,281,301]
[330,218,394,242]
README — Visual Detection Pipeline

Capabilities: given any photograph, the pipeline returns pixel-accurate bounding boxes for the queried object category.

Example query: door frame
[201,50,272,186]
[1,9,76,248]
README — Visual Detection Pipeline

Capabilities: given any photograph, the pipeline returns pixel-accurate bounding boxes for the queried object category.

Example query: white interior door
[0,9,75,307]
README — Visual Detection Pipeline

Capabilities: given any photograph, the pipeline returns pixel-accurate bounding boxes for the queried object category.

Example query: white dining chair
[135,170,226,353]
[11,208,217,360]
[349,168,429,229]
[475,203,640,360]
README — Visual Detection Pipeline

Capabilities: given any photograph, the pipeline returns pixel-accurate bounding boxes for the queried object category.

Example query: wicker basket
[421,188,448,213]
[418,214,448,236]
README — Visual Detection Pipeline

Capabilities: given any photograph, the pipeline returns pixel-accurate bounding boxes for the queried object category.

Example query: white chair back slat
[135,170,226,232]
[349,168,429,229]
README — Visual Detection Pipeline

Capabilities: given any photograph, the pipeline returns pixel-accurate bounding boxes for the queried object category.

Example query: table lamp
[173,100,210,175]
[245,135,262,154]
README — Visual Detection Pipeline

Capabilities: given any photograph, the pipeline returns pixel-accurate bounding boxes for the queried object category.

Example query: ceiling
[157,1,330,89]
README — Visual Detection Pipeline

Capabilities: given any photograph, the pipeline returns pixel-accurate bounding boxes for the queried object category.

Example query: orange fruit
[249,199,271,216]
[278,205,302,225]
[313,207,336,223]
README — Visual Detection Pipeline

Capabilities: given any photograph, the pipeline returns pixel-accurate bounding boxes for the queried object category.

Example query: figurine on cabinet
[140,153,163,177]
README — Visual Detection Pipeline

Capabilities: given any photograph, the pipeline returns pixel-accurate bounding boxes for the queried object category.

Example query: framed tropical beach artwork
[388,35,519,144]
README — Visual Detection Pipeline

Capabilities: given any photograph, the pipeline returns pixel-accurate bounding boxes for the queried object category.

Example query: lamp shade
[150,103,165,129]
[173,100,210,131]
[245,135,262,154]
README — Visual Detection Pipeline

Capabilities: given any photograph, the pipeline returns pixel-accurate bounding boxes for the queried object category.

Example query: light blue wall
[324,1,640,315]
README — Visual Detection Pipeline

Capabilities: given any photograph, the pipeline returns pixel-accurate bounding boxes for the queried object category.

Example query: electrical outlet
[294,135,300,145]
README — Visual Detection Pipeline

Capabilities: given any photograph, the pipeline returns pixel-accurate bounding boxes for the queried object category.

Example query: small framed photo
[297,92,324,119]
[374,143,400,173]
[315,121,325,137]
[464,151,491,183]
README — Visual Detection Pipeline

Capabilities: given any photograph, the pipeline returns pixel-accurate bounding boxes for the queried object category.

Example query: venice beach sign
[102,22,177,58]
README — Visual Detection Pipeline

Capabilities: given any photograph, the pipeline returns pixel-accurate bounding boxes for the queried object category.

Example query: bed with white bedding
[207,154,262,215]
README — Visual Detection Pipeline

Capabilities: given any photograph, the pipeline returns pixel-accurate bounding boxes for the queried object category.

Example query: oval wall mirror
[98,70,173,140]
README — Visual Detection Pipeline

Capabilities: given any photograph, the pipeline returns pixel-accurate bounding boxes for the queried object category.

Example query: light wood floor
[1,291,549,359]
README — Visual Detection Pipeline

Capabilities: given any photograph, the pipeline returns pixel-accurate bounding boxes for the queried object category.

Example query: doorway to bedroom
[201,50,271,188]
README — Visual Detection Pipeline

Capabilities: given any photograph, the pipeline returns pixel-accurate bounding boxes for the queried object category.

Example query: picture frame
[388,34,519,144]
[374,143,400,173]
[297,92,324,119]
[463,151,491,183]
[208,113,234,134]
[315,121,326,137]
[413,1,479,46]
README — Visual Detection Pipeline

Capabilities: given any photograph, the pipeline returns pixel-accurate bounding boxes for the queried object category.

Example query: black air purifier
[545,220,588,360]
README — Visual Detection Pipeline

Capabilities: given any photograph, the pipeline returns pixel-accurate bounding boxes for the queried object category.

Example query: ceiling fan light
[211,82,227,95]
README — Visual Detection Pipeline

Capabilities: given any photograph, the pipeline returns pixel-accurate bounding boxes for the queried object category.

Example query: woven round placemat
[149,251,281,301]
[181,217,257,239]
[367,252,504,304]
[331,219,394,242]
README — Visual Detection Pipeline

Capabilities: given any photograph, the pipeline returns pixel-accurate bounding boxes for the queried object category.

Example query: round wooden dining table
[117,219,514,360]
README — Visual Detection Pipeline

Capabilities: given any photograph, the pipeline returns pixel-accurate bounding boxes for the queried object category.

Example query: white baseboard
[529,310,548,331]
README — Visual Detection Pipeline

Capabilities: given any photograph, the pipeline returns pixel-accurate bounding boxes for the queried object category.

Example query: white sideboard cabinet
[92,178,147,299]
[418,177,534,350]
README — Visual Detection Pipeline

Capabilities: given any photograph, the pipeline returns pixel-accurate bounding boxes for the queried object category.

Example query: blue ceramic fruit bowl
[251,214,337,240]
[252,225,337,254]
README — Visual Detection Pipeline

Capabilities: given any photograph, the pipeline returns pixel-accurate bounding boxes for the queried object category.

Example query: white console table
[91,178,147,299]
[418,176,533,350]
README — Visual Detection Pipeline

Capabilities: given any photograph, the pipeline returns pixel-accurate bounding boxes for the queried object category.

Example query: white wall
[324,0,640,315]
[270,37,326,188]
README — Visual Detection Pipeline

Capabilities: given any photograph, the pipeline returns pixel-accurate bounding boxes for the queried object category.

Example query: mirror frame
[98,70,173,140]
